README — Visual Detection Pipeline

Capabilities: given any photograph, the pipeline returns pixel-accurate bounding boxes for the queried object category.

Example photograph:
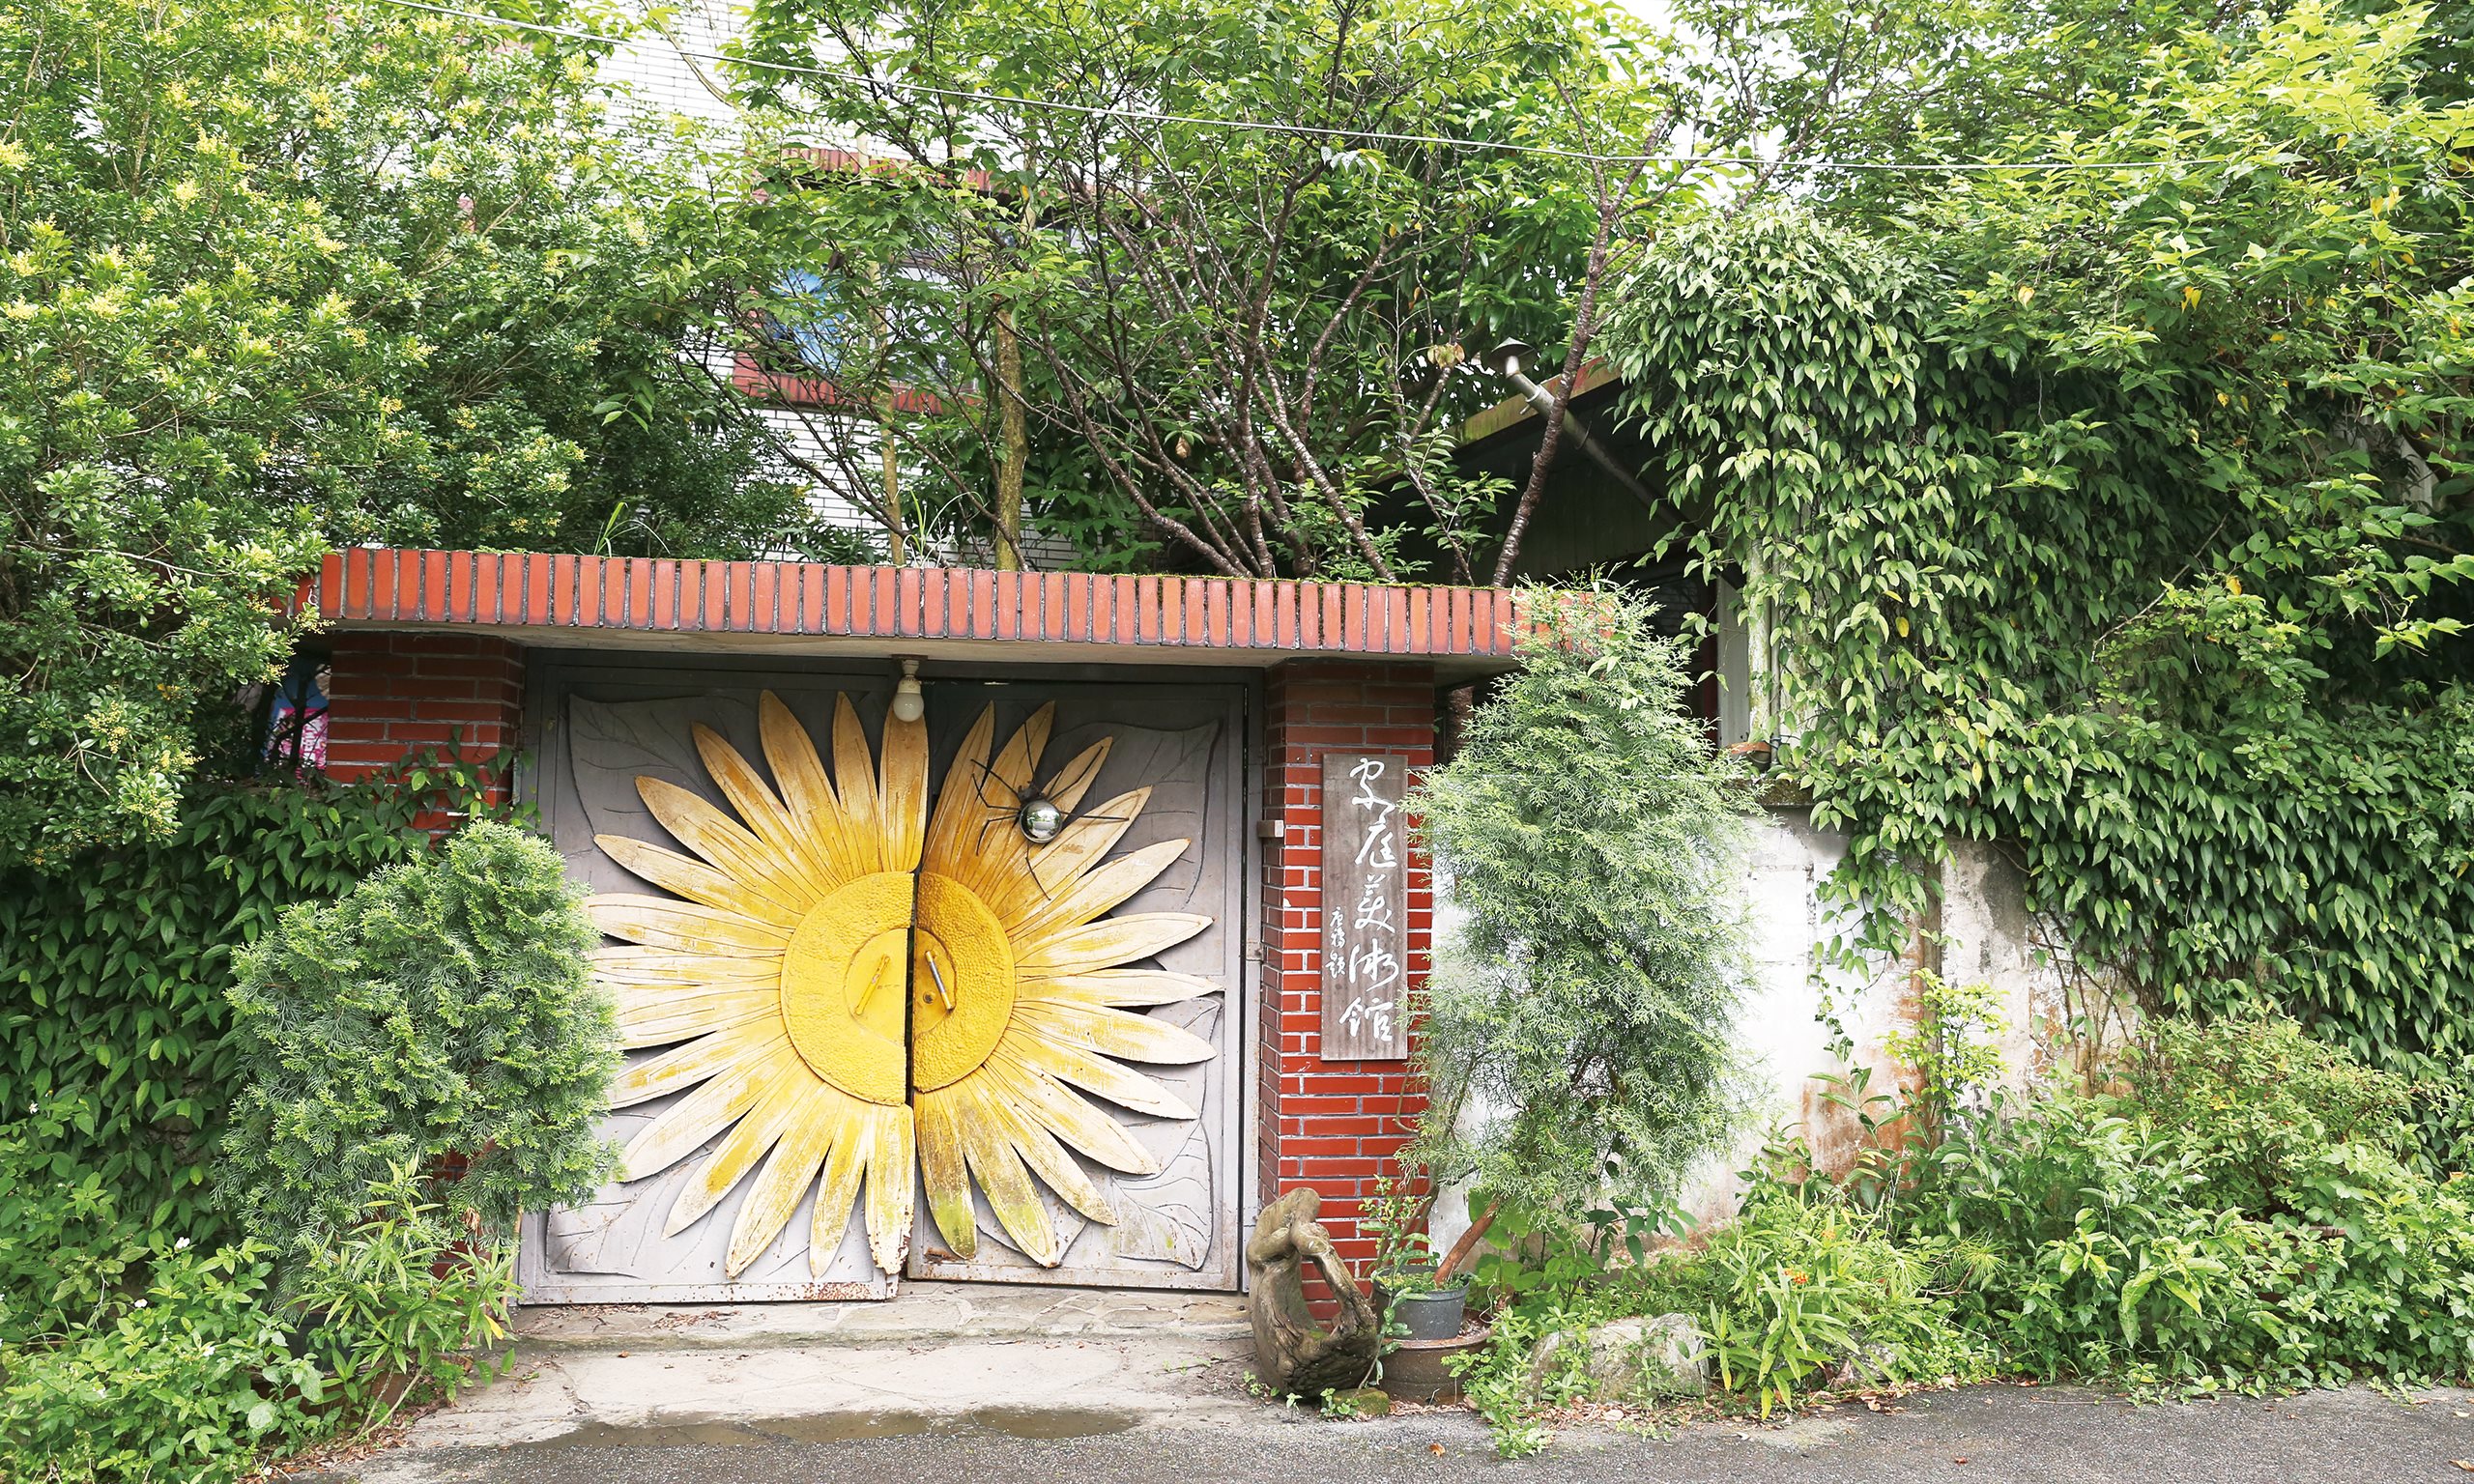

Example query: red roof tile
[300,550,1536,671]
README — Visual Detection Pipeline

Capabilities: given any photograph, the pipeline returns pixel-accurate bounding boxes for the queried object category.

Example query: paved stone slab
[292,1283,2474,1484]
[511,1281,1250,1351]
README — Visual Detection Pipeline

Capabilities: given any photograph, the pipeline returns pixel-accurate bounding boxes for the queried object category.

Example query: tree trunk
[993,303,1025,571]
[1431,1197,1498,1285]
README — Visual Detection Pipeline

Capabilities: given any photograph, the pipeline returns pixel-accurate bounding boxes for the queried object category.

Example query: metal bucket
[1386,1284,1468,1342]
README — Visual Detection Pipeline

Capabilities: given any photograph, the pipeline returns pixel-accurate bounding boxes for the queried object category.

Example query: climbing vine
[0,755,514,1247]
[1597,5,2474,1149]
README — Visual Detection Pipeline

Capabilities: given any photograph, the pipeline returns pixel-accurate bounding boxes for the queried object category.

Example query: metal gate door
[518,665,1245,1301]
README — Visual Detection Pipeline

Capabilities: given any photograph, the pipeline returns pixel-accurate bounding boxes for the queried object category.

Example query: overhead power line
[370,0,2229,176]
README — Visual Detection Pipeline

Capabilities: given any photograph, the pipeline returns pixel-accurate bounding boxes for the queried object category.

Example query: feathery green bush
[219,820,618,1254]
[1411,585,1752,1221]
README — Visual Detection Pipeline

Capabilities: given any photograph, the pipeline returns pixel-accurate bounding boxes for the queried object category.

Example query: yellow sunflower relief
[585,692,1216,1279]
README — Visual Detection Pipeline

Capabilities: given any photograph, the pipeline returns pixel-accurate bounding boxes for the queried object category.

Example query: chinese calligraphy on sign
[1319,753,1410,1061]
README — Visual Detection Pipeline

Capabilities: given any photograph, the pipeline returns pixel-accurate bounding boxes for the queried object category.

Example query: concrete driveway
[291,1287,2474,1484]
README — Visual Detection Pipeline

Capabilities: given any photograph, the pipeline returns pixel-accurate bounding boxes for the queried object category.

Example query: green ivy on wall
[1596,6,2474,1153]
[2010,698,2474,1081]
[0,757,514,1244]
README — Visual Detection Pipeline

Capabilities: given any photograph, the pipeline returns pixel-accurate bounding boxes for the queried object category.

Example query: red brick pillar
[322,632,527,807]
[1259,659,1436,1272]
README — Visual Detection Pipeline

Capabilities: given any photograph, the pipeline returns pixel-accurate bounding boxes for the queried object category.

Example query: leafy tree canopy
[1676,0,2474,181]
[729,0,1700,581]
[0,0,841,867]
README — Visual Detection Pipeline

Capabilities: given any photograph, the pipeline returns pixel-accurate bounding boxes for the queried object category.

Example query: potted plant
[1357,1170,1493,1404]
[1361,1174,1466,1341]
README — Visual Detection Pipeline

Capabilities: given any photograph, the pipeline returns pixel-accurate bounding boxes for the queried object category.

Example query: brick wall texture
[322,632,526,808]
[1259,659,1436,1273]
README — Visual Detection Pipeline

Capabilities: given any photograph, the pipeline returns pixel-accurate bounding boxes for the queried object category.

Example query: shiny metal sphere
[1018,796,1066,844]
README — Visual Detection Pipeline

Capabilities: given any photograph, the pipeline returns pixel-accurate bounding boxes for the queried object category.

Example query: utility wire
[368,0,2232,175]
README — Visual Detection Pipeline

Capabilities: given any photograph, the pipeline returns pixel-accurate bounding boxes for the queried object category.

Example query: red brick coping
[301,550,1533,669]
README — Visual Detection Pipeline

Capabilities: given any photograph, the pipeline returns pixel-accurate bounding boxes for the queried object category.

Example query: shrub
[1914,1013,2474,1389]
[0,1169,519,1484]
[219,819,618,1254]
[1411,584,1752,1224]
[1453,1011,2472,1453]
[2117,1011,2424,1209]
[0,1108,159,1349]
[289,1167,519,1429]
[1684,1184,1995,1415]
[0,768,543,1478]
[1456,1167,1992,1451]
[1915,1093,2306,1385]
[0,1241,324,1483]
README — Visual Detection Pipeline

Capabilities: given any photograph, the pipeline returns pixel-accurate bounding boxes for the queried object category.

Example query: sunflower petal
[609,1017,788,1108]
[728,1114,830,1279]
[992,787,1149,920]
[933,707,1042,903]
[914,1089,976,1258]
[1040,739,1114,815]
[1016,913,1211,974]
[832,695,882,872]
[953,705,1054,899]
[809,1120,867,1274]
[1001,1107,1118,1227]
[615,987,776,1050]
[596,833,811,926]
[991,1053,1161,1175]
[880,709,930,873]
[1017,1000,1216,1066]
[636,778,813,906]
[862,1102,916,1273]
[618,1041,800,1177]
[921,706,997,878]
[960,1083,1060,1266]
[1019,969,1218,1008]
[691,724,814,880]
[991,702,1054,801]
[587,894,791,957]
[590,946,778,987]
[665,1088,797,1238]
[759,691,856,887]
[1005,1027,1198,1119]
[1006,839,1191,948]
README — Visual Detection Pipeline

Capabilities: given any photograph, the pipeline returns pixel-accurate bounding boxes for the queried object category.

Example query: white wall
[1677,818,2061,1223]
[1429,809,2058,1253]
[1942,837,2070,1088]
[1650,809,1864,1223]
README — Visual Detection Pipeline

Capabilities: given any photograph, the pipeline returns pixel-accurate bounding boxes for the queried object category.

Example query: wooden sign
[1319,753,1410,1061]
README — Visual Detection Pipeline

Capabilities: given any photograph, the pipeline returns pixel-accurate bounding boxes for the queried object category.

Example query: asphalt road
[308,1382,2474,1484]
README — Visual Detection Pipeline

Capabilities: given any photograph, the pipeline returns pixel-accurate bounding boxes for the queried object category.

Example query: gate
[517,662,1247,1300]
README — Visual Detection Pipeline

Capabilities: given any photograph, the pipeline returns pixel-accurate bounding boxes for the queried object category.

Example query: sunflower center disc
[779,870,914,1104]
[907,870,1016,1091]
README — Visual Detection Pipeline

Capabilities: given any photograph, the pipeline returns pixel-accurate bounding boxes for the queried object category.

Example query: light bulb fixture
[1018,794,1065,845]
[1479,337,1534,378]
[890,657,925,724]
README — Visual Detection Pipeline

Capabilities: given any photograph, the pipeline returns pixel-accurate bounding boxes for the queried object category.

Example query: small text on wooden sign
[1319,753,1410,1061]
